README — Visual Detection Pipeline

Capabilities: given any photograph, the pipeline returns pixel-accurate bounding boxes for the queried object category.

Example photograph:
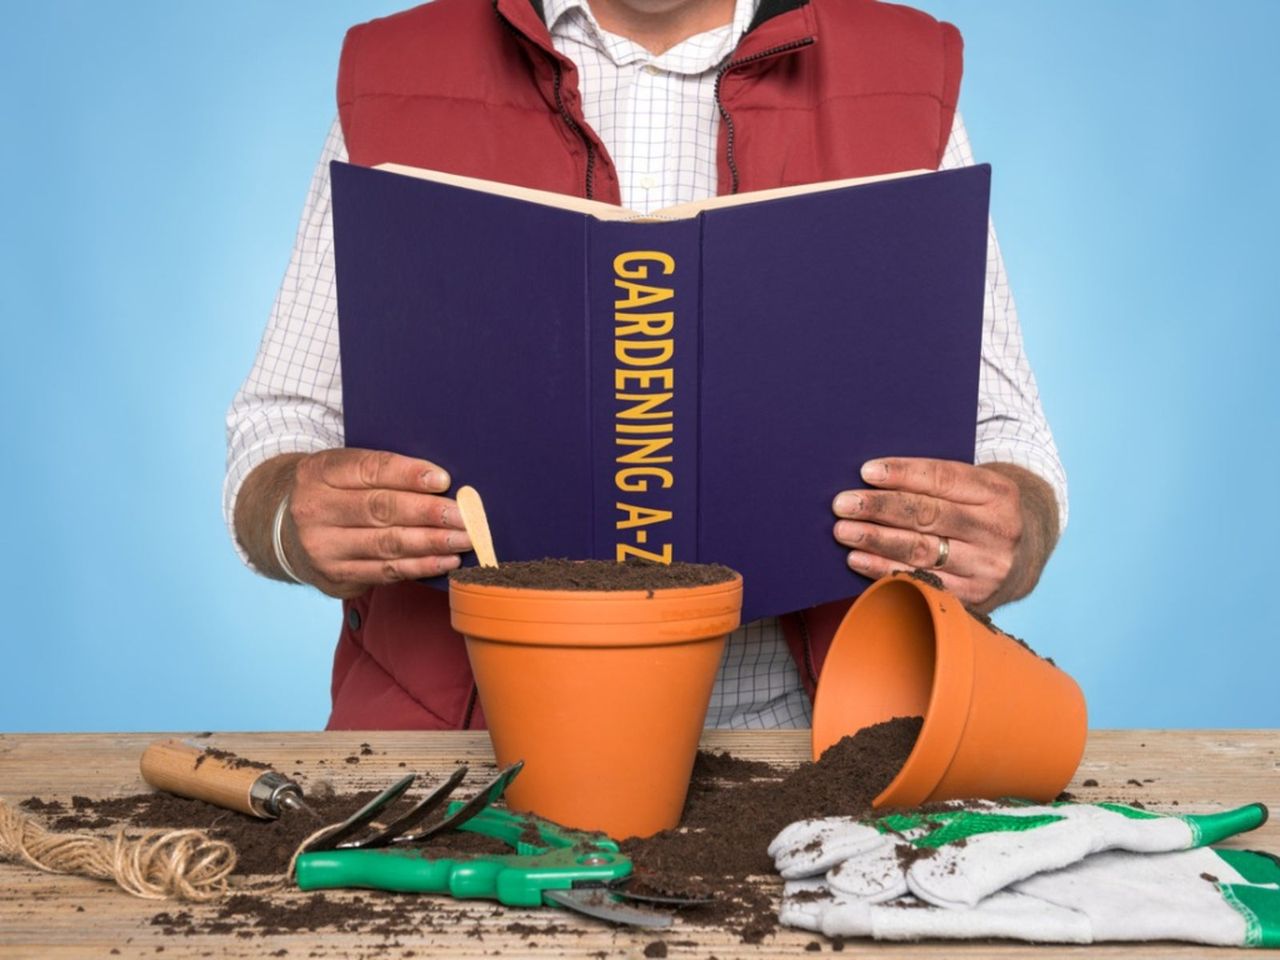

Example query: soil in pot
[449,557,739,592]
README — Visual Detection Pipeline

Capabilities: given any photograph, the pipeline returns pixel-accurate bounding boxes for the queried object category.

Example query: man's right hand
[283,449,473,598]
[235,449,473,599]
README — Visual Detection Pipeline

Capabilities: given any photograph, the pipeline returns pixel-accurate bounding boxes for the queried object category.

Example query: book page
[374,162,932,221]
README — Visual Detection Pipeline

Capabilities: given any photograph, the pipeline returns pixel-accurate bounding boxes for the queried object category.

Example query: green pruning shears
[294,772,691,928]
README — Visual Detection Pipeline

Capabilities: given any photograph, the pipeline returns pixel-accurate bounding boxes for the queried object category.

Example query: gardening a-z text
[613,250,676,564]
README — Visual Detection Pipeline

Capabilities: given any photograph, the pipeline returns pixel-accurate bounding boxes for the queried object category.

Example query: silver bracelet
[272,492,305,584]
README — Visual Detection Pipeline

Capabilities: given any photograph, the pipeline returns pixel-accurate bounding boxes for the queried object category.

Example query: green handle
[447,802,620,854]
[295,803,629,905]
[295,845,631,905]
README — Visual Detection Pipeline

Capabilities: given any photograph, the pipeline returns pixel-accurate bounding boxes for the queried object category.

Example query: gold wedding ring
[934,535,950,569]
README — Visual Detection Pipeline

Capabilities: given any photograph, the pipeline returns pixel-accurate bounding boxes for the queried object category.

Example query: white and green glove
[780,845,1280,947]
[770,800,1269,908]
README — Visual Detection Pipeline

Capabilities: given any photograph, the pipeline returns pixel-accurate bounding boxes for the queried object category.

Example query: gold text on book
[613,251,675,564]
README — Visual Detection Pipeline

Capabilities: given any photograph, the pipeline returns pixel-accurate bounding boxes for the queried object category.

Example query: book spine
[588,220,701,564]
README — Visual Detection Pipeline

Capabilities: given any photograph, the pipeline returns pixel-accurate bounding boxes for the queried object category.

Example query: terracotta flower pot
[812,572,1087,807]
[450,572,743,839]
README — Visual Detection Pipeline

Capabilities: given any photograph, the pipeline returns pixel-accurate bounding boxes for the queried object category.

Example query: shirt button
[639,175,657,190]
[347,606,362,631]
[643,64,662,76]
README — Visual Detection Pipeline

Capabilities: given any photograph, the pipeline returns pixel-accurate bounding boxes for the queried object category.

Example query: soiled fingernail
[861,460,888,482]
[834,494,862,516]
[847,552,871,571]
[422,470,449,492]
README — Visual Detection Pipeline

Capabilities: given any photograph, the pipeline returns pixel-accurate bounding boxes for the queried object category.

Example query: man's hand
[832,458,1059,613]
[234,449,472,599]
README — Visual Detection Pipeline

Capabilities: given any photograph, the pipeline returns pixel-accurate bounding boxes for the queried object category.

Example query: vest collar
[735,0,816,59]
[495,0,561,59]
[748,0,810,34]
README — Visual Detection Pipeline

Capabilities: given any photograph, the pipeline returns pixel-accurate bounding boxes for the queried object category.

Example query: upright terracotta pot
[450,573,742,839]
[812,572,1087,807]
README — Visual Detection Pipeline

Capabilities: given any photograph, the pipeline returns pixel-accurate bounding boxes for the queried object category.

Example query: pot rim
[810,574,976,807]
[870,577,976,807]
[450,572,744,646]
[449,573,743,602]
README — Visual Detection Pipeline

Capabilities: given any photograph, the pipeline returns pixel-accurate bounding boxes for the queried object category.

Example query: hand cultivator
[294,762,707,928]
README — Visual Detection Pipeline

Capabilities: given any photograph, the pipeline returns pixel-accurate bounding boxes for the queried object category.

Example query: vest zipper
[551,61,597,200]
[492,2,596,199]
[714,37,815,194]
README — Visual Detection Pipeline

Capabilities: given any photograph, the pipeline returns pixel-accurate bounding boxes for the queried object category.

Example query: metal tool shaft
[277,791,323,821]
[140,739,314,820]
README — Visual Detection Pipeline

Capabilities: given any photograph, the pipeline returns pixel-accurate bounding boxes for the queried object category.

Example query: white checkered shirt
[225,0,1067,730]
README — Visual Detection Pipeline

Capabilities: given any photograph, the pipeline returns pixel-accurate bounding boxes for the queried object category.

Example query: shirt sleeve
[939,111,1069,529]
[223,117,349,567]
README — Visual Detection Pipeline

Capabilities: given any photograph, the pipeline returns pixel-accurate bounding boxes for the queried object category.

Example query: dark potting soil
[449,557,738,592]
[193,747,272,772]
[620,715,924,942]
[905,568,945,591]
[25,716,922,944]
[32,787,511,876]
[151,891,483,939]
[964,604,1055,665]
[904,568,1057,665]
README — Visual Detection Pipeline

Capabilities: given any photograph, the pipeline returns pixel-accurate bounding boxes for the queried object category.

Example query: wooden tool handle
[139,739,269,818]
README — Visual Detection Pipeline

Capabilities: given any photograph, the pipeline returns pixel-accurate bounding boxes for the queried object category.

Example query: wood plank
[1,730,1277,958]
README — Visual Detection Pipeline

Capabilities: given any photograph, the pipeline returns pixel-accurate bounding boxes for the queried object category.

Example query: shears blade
[544,888,673,929]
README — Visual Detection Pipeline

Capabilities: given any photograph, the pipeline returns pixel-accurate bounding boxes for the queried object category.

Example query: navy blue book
[331,160,990,623]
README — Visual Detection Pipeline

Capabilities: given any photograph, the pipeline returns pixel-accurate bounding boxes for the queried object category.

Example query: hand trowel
[140,738,321,820]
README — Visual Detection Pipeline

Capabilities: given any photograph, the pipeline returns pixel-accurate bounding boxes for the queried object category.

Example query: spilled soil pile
[19,718,922,944]
[622,715,923,941]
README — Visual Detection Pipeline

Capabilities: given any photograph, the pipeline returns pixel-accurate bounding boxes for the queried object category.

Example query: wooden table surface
[1,730,1277,959]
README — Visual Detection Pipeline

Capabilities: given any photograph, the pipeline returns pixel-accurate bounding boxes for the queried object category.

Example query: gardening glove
[779,845,1280,947]
[770,800,1268,908]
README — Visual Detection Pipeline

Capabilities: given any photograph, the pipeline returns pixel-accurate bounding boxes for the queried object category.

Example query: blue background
[2,2,1275,731]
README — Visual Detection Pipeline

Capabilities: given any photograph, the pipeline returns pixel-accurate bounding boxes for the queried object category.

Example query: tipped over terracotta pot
[812,571,1087,807]
[450,560,742,839]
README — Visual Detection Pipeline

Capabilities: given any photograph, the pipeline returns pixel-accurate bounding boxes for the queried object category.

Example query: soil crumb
[194,747,272,772]
[450,557,737,591]
[906,569,944,591]
[902,569,1055,665]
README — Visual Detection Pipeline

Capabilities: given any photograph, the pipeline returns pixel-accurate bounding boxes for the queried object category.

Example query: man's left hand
[832,458,1058,613]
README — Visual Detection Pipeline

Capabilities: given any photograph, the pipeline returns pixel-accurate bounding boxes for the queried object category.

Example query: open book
[331,160,991,621]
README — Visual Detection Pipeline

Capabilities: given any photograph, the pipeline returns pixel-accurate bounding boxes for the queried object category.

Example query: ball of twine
[0,799,236,902]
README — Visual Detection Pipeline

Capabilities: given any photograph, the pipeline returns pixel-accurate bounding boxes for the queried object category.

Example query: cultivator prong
[301,762,524,853]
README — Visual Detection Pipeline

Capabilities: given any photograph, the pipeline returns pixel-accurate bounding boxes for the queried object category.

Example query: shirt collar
[545,0,761,70]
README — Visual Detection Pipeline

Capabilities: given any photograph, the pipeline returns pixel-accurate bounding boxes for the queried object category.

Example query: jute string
[0,799,236,902]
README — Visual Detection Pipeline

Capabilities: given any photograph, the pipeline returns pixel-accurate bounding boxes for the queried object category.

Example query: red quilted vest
[328,0,962,730]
